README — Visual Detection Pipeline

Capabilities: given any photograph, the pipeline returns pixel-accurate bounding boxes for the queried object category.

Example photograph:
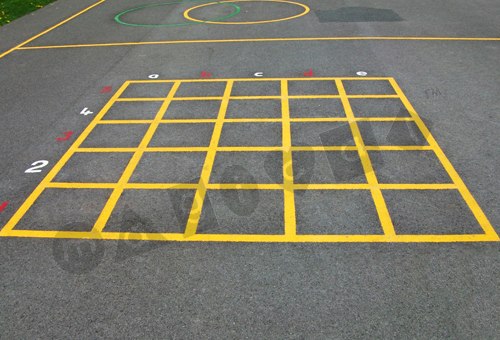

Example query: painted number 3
[25,160,49,173]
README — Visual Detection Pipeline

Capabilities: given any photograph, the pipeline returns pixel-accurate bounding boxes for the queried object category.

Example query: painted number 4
[25,160,49,173]
[80,107,93,116]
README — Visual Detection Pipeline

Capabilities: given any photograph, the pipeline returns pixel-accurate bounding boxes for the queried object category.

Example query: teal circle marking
[115,1,241,27]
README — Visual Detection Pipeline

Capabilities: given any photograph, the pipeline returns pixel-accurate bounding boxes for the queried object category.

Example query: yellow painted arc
[183,0,309,25]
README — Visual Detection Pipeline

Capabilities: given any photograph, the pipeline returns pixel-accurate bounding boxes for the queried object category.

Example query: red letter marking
[0,201,9,212]
[304,69,314,77]
[200,71,212,78]
[100,86,112,93]
[56,131,74,141]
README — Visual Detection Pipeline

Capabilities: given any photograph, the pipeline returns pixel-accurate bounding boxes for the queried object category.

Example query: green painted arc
[114,0,241,27]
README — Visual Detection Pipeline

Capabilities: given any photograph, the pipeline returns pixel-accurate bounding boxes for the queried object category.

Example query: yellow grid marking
[389,78,499,241]
[0,79,129,235]
[1,77,497,243]
[92,81,181,232]
[97,117,413,125]
[336,79,396,237]
[184,81,234,237]
[281,80,297,237]
[4,229,496,243]
[74,145,432,153]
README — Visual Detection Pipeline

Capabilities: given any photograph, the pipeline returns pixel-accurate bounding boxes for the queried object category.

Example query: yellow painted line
[2,230,498,243]
[231,96,281,100]
[0,0,107,60]
[289,117,414,122]
[378,183,456,190]
[365,145,433,151]
[294,183,370,190]
[92,82,181,233]
[43,182,456,191]
[46,182,117,189]
[288,95,341,99]
[355,117,413,121]
[75,145,432,154]
[184,81,234,236]
[76,147,208,153]
[173,96,223,101]
[347,94,399,99]
[76,146,439,153]
[125,183,198,190]
[0,80,130,235]
[209,183,283,190]
[290,117,348,122]
[98,120,153,124]
[76,147,137,152]
[389,78,500,241]
[116,98,164,102]
[224,118,282,123]
[17,36,500,52]
[146,147,208,152]
[291,146,358,151]
[218,146,282,152]
[336,79,396,237]
[161,119,217,123]
[281,80,297,236]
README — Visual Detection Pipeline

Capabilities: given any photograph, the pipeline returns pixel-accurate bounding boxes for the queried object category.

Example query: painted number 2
[25,160,49,173]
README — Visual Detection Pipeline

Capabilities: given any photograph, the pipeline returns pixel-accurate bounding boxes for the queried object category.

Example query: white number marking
[25,160,49,173]
[148,74,159,79]
[80,107,93,116]
[254,72,263,77]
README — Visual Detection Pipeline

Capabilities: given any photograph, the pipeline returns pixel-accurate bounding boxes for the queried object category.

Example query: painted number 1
[25,160,49,173]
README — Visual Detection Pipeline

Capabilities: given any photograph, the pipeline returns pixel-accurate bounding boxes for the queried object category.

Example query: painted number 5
[25,160,49,173]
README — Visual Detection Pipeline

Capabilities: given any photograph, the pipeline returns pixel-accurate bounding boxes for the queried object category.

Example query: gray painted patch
[316,7,403,23]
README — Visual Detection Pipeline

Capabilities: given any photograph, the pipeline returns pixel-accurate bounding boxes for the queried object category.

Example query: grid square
[349,98,409,117]
[130,152,206,183]
[54,152,132,183]
[383,190,483,234]
[120,83,173,98]
[295,190,382,234]
[343,80,395,95]
[369,151,452,183]
[226,99,281,118]
[292,151,366,183]
[291,122,355,146]
[197,190,284,234]
[210,152,282,183]
[14,189,111,231]
[149,123,214,147]
[175,82,226,97]
[231,81,281,96]
[103,101,163,120]
[219,122,282,146]
[104,189,196,233]
[81,124,149,148]
[288,80,339,95]
[165,100,221,119]
[289,98,345,118]
[358,121,428,146]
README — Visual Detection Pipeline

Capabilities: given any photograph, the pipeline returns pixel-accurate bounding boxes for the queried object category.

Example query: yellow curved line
[183,0,310,25]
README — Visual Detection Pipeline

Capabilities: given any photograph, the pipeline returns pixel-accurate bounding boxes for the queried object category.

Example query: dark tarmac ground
[0,0,499,338]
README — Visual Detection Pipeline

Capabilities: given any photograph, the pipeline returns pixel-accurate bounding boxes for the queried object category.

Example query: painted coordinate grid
[0,77,498,243]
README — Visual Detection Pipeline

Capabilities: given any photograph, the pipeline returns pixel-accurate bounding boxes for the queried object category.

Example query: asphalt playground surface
[0,0,499,338]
